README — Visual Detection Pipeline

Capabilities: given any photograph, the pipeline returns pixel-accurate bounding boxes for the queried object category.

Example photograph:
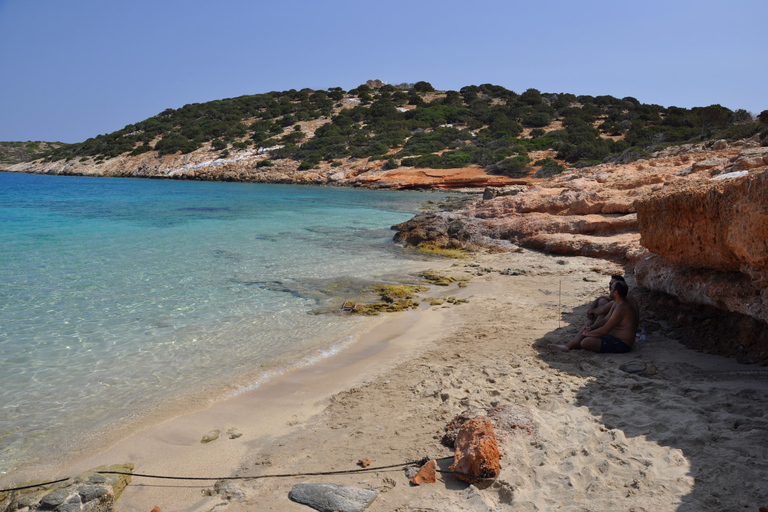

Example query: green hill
[34,82,768,177]
[0,140,64,165]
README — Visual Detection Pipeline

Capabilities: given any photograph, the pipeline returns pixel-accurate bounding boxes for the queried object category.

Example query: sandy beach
[7,249,768,512]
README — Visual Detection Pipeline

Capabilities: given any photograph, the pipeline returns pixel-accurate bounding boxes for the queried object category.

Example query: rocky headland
[394,137,768,364]
[2,148,520,190]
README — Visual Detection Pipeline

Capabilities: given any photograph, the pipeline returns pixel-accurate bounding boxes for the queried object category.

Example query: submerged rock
[369,284,427,302]
[0,464,133,512]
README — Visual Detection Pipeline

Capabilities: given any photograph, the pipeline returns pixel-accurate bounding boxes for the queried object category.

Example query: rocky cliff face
[634,156,768,327]
[636,159,768,279]
[394,139,768,355]
[397,140,764,259]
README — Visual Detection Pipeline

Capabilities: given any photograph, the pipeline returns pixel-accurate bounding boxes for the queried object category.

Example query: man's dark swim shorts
[600,334,632,353]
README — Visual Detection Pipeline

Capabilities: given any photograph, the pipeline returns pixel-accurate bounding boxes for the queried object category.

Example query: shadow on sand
[534,299,768,511]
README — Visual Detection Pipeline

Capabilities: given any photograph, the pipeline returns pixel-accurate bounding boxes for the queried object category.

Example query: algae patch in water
[369,284,427,302]
[349,284,426,315]
[420,269,472,286]
[414,245,473,259]
[350,299,420,316]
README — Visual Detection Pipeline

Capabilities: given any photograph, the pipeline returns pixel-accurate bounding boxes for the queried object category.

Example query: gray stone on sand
[88,473,107,484]
[620,361,647,373]
[201,429,220,443]
[620,360,658,375]
[213,480,247,501]
[500,268,526,276]
[77,484,109,503]
[288,483,379,512]
[39,489,70,508]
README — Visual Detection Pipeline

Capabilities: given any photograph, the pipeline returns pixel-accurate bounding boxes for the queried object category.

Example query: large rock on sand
[288,483,379,512]
[448,416,500,484]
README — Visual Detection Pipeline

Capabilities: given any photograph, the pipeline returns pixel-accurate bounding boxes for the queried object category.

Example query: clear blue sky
[1,0,766,143]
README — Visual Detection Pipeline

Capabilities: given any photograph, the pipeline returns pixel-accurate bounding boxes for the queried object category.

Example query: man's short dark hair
[613,280,629,298]
[611,275,626,283]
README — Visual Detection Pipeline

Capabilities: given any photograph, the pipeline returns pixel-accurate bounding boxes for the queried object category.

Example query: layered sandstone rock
[394,143,731,260]
[634,164,768,326]
[636,166,768,280]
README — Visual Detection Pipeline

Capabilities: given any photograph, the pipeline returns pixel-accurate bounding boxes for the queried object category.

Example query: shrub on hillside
[383,158,399,170]
[523,112,552,128]
[486,155,531,177]
[155,134,200,155]
[533,158,565,178]
[606,147,653,164]
[716,122,762,141]
[413,81,435,92]
[281,131,304,143]
[443,90,463,107]
[129,144,153,156]
[520,88,542,105]
[298,160,318,170]
[277,115,297,127]
[401,151,471,169]
[251,131,269,143]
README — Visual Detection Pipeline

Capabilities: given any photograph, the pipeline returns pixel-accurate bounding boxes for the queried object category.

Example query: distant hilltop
[2,81,766,188]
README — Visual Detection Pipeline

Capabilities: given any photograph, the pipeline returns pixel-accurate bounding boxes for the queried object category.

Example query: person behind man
[586,275,639,327]
[549,280,638,353]
[587,275,623,325]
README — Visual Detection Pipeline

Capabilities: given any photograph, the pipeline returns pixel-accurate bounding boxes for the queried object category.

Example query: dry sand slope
[130,251,768,512]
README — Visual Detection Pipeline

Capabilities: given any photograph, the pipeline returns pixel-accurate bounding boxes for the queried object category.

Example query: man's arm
[585,305,625,337]
[588,301,613,318]
[586,303,616,331]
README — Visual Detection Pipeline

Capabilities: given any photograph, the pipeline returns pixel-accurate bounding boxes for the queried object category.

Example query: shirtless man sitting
[549,281,639,353]
[586,275,639,326]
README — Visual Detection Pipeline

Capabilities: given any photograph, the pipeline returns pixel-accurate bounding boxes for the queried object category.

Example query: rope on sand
[0,456,494,493]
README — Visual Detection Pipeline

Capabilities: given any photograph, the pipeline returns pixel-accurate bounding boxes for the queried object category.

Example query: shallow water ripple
[0,173,446,475]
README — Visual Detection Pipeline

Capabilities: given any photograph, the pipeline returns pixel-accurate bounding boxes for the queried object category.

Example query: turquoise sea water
[0,172,446,476]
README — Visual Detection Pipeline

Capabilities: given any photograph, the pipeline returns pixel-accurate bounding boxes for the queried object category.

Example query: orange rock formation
[448,416,500,484]
[393,138,768,341]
